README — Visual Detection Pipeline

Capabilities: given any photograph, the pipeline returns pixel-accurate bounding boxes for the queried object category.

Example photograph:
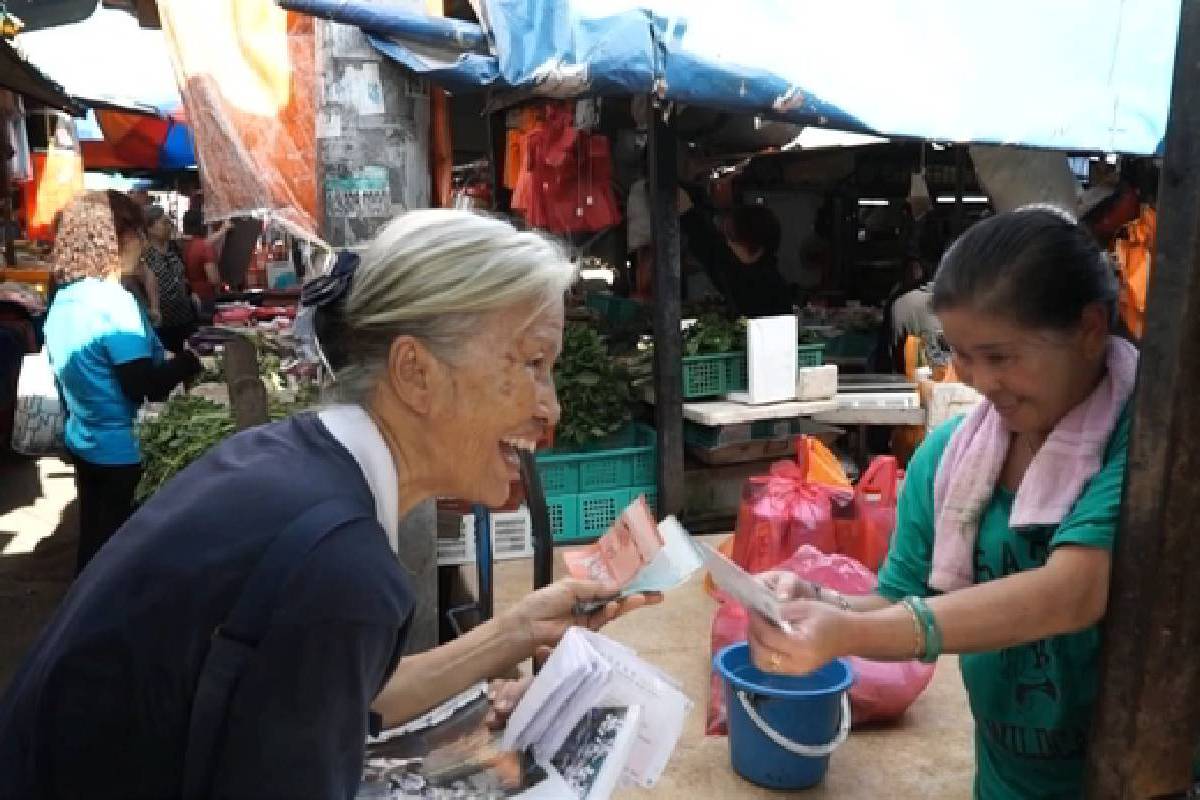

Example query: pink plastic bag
[730,446,841,575]
[705,545,935,734]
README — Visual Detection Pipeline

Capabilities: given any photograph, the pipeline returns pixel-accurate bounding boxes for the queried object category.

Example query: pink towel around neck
[929,336,1138,592]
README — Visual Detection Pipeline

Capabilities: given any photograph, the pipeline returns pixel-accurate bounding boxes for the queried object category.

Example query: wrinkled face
[430,298,564,506]
[939,307,1107,436]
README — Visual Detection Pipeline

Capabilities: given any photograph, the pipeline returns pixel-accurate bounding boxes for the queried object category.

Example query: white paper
[502,628,691,794]
[747,314,798,404]
[316,109,342,139]
[354,61,387,115]
[698,542,788,628]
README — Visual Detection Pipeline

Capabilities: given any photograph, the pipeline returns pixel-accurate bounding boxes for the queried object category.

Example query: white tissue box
[747,315,798,405]
[921,381,983,431]
[795,364,838,401]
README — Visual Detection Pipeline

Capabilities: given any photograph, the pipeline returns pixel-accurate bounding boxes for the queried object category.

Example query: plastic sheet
[158,0,320,242]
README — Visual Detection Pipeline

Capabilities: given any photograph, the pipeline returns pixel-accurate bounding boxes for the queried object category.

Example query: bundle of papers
[502,627,693,799]
[561,497,703,598]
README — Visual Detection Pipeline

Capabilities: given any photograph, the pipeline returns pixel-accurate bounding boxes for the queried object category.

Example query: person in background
[680,190,795,318]
[877,255,941,375]
[750,207,1136,798]
[120,239,161,327]
[41,191,201,575]
[182,207,222,316]
[142,205,197,354]
[0,210,659,799]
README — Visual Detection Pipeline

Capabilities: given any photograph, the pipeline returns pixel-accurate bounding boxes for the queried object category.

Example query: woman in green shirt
[749,207,1134,799]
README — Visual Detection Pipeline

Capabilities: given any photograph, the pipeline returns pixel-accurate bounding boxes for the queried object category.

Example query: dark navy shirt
[0,413,414,800]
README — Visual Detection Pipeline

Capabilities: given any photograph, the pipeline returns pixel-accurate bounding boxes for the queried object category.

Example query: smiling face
[426,297,564,506]
[938,306,1109,437]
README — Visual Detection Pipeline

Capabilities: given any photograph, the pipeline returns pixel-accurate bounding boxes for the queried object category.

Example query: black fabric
[73,456,141,575]
[114,351,201,405]
[144,245,197,329]
[156,324,197,357]
[0,414,415,800]
[681,207,794,318]
[182,498,368,799]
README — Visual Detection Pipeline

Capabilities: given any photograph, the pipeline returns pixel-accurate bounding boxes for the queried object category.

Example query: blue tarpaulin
[280,0,1181,155]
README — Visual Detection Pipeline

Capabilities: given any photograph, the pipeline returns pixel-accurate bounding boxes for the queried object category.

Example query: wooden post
[223,336,269,430]
[487,110,511,213]
[1085,4,1200,796]
[647,105,684,519]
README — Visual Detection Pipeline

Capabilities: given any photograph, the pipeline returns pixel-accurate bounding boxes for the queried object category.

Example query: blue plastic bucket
[715,642,854,790]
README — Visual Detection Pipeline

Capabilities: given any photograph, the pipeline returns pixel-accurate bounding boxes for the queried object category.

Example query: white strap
[736,690,851,758]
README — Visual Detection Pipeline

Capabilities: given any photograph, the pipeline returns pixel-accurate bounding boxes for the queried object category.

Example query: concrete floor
[0,455,977,798]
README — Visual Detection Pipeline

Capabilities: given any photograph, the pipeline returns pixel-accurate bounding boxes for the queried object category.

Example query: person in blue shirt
[42,191,200,574]
[0,209,658,799]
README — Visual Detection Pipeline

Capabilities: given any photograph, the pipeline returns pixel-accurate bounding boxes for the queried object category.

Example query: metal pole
[647,104,684,519]
[1085,3,1200,796]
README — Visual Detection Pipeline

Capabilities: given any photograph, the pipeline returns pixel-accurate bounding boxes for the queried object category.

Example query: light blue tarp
[281,0,1182,155]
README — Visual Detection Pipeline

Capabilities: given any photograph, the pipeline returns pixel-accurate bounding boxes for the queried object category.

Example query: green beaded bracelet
[902,596,943,664]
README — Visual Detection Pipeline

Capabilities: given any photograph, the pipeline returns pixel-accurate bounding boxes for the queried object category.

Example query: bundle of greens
[136,396,236,503]
[553,323,632,447]
[135,390,316,503]
[682,314,746,356]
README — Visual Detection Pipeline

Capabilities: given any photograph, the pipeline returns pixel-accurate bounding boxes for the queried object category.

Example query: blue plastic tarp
[283,0,1182,154]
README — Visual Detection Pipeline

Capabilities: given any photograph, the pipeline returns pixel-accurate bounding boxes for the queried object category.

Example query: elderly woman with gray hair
[0,210,658,799]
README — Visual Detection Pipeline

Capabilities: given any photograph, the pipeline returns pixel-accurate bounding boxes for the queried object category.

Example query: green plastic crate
[545,494,579,542]
[535,424,656,495]
[578,488,629,538]
[797,343,824,368]
[547,485,660,543]
[585,292,644,325]
[681,345,825,399]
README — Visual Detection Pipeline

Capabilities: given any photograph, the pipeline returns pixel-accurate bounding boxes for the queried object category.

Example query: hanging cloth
[1114,204,1155,340]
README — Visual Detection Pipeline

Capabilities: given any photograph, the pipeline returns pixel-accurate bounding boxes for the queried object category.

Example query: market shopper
[0,209,658,800]
[40,191,200,576]
[749,207,1135,799]
[182,206,222,314]
[143,205,198,354]
[680,189,795,318]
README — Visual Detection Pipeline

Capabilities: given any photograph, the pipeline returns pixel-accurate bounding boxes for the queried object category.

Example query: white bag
[12,348,66,457]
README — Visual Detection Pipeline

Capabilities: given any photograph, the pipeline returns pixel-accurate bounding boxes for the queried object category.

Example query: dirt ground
[0,454,976,798]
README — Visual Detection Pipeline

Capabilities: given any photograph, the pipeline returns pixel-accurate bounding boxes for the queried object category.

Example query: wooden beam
[222,336,269,431]
[1085,3,1200,796]
[647,105,684,519]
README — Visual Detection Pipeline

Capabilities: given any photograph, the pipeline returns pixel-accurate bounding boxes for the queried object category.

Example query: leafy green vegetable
[553,323,632,447]
[683,314,746,356]
[135,387,316,503]
[136,396,237,503]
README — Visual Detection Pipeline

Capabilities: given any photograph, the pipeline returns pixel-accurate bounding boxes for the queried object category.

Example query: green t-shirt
[877,406,1131,800]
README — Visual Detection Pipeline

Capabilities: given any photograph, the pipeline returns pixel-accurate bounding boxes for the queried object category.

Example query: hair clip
[300,251,361,309]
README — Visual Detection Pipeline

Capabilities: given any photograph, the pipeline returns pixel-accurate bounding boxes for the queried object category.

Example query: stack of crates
[534,424,657,543]
[681,344,825,399]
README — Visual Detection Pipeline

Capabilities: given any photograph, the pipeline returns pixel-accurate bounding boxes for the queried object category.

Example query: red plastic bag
[729,442,841,575]
[833,456,900,572]
[705,545,935,734]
